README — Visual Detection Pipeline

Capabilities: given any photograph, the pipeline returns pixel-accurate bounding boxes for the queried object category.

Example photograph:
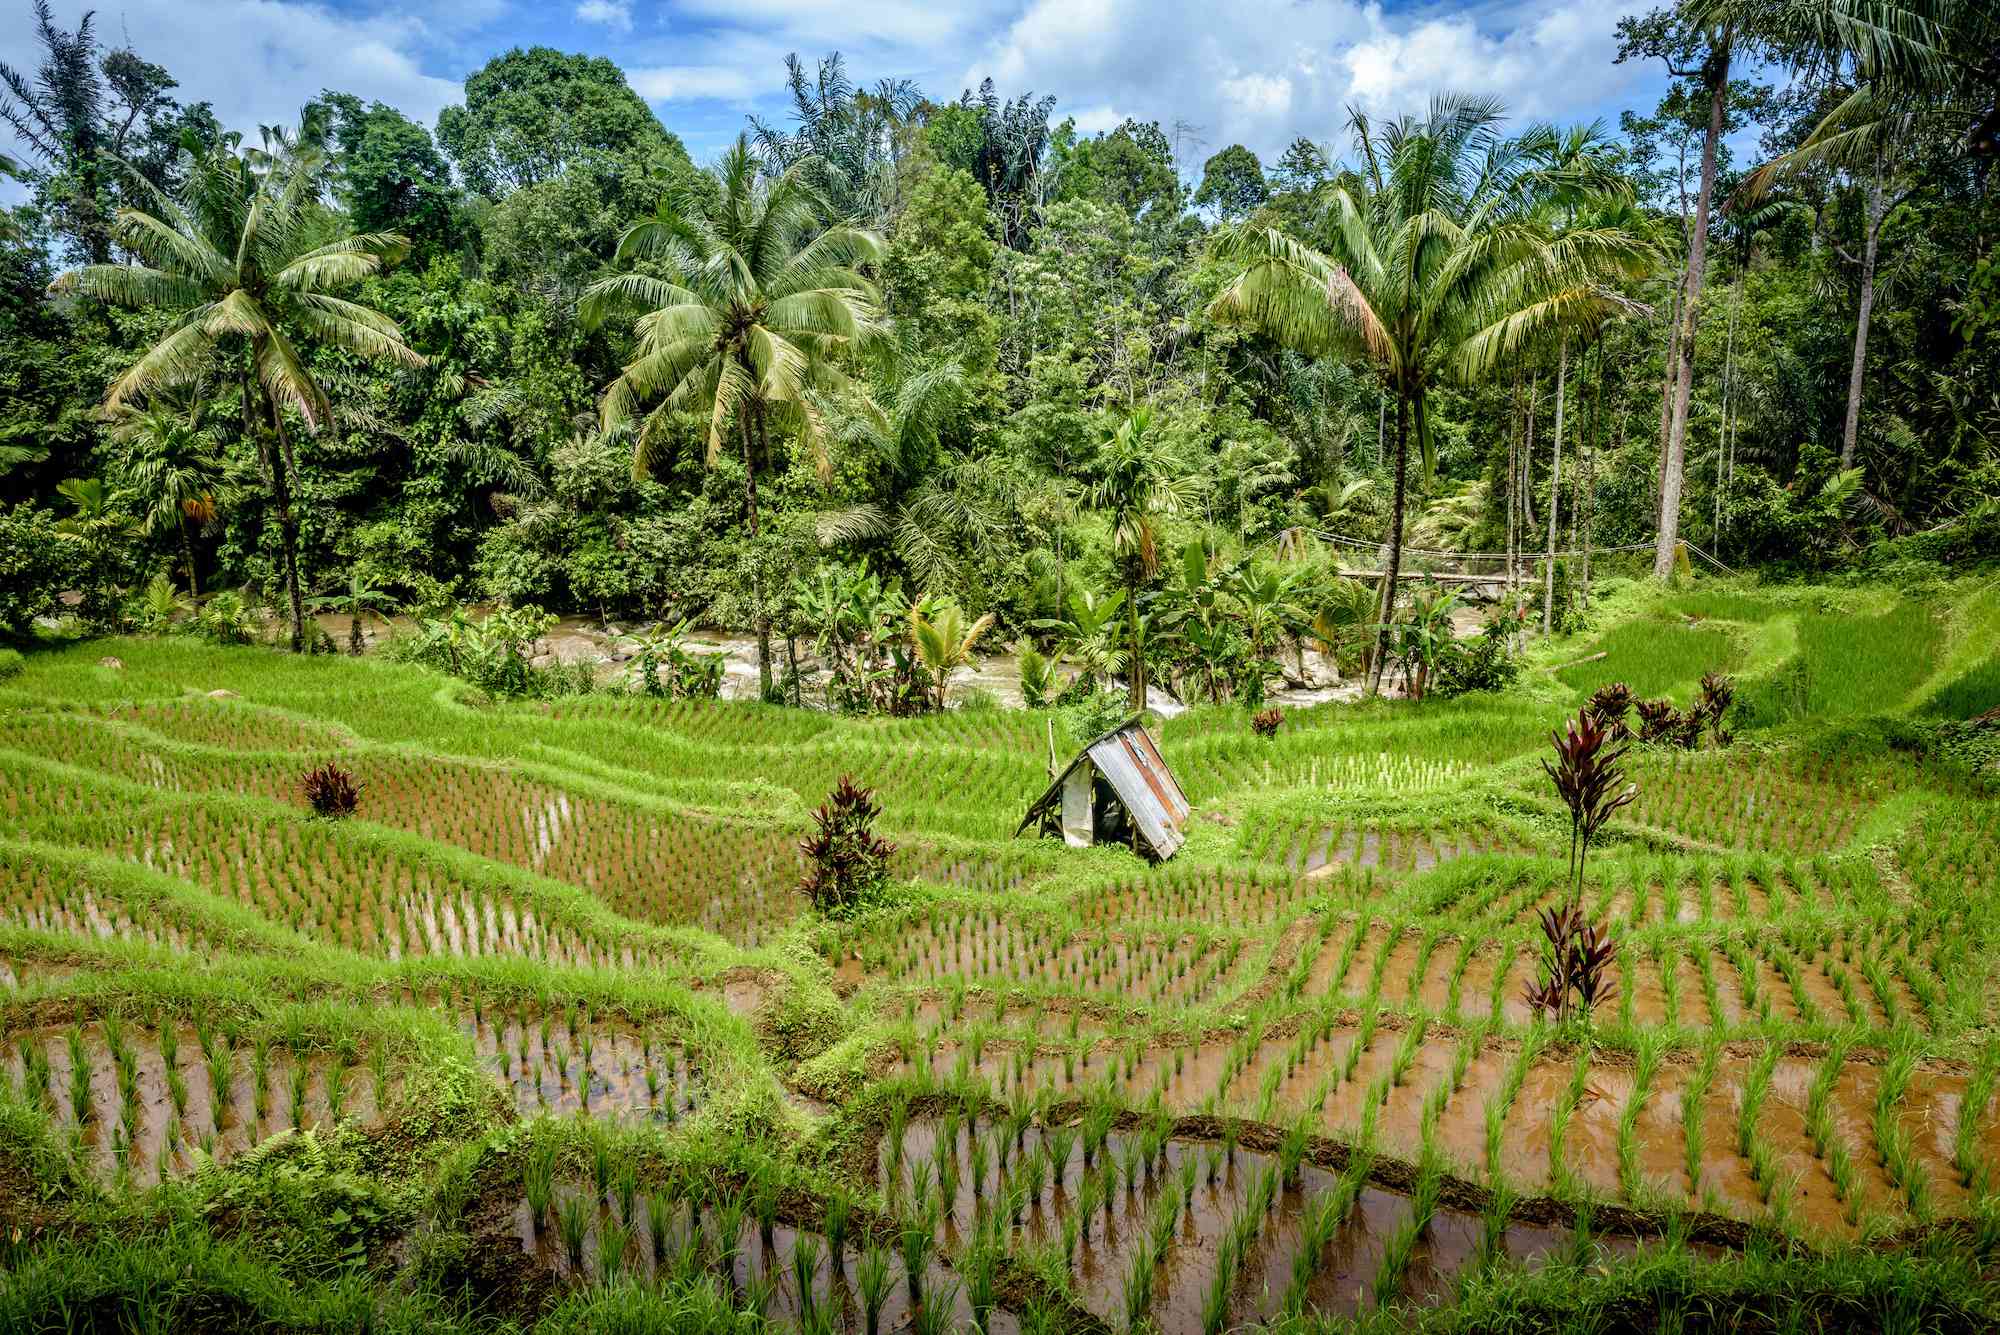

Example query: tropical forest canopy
[0,0,1995,701]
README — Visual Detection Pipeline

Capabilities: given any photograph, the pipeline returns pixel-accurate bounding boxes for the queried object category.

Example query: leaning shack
[1016,719,1191,860]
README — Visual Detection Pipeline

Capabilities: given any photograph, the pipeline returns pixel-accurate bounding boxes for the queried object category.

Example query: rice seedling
[556,1193,592,1276]
[857,1243,892,1335]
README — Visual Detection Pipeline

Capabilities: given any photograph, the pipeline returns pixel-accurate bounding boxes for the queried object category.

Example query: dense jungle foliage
[0,0,1994,698]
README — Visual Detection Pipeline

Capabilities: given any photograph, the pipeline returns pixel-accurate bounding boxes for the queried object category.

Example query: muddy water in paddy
[889,1032,1999,1237]
[514,1186,1013,1333]
[879,1118,1633,1332]
[453,1010,700,1123]
[2,1022,381,1186]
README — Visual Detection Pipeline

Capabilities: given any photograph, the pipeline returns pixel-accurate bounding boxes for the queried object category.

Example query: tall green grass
[1739,600,1944,726]
[1557,618,1741,703]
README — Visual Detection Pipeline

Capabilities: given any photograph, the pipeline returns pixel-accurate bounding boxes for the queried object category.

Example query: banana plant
[1032,588,1127,693]
[306,569,399,656]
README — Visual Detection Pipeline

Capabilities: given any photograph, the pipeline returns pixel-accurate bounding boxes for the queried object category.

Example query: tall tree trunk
[1543,342,1567,636]
[1366,391,1411,699]
[1841,164,1886,471]
[1718,272,1743,542]
[743,403,773,701]
[1657,284,1679,471]
[1521,373,1539,534]
[253,347,307,654]
[1376,390,1386,469]
[180,525,200,599]
[1126,561,1147,715]
[1506,371,1520,609]
[1582,335,1606,607]
[1656,26,1732,580]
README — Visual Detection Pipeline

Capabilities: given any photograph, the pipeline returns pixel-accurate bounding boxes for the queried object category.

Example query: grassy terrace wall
[3,577,1999,1332]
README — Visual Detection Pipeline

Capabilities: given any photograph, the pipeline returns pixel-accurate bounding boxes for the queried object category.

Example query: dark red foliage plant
[1543,706,1637,903]
[1524,903,1619,1025]
[1251,708,1283,740]
[1634,697,1680,744]
[799,775,898,917]
[301,762,361,819]
[1534,706,1634,1029]
[1586,681,1633,742]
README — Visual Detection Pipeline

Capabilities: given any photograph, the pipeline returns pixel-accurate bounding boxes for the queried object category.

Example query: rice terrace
[0,576,1996,1334]
[4,0,2000,1329]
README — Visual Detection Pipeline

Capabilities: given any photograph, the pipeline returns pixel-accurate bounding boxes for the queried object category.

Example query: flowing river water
[311,604,1490,712]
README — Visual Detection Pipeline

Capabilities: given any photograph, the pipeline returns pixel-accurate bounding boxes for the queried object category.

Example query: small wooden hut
[1016,719,1191,860]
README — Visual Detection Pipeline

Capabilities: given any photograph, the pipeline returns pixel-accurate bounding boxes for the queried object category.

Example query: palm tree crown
[51,141,422,649]
[1209,95,1651,695]
[582,133,885,697]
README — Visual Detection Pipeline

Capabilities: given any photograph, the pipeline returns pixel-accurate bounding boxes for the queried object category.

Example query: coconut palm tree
[50,140,423,651]
[1090,407,1196,713]
[105,401,226,597]
[1210,96,1652,696]
[582,134,885,700]
[907,599,995,711]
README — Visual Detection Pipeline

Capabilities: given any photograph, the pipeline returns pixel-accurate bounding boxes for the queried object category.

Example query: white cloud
[574,0,633,32]
[667,0,1007,49]
[961,0,1645,161]
[628,64,757,103]
[0,0,461,144]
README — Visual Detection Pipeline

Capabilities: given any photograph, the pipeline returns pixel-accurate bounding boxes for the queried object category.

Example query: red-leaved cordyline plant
[799,775,897,917]
[1532,707,1633,1030]
[1250,707,1283,740]
[1543,706,1637,909]
[301,762,361,819]
[1586,681,1633,743]
[1696,671,1735,747]
[1633,697,1680,744]
[1524,903,1619,1025]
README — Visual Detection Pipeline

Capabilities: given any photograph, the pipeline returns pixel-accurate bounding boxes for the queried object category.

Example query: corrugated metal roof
[1016,719,1190,860]
[1086,725,1189,857]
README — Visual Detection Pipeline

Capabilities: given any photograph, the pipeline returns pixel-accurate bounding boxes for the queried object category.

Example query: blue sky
[4,0,1681,180]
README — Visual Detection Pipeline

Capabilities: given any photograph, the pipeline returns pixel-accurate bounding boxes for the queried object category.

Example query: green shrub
[0,505,70,642]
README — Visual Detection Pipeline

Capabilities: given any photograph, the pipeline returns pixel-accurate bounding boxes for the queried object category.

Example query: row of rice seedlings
[455,1001,702,1122]
[856,908,1249,1007]
[1733,1044,1800,1229]
[5,1016,381,1187]
[1681,1044,1724,1207]
[358,759,803,946]
[0,714,297,798]
[1172,734,1492,804]
[1616,1035,1666,1201]
[1254,819,1509,877]
[1803,1037,1865,1226]
[1546,1050,1595,1200]
[1898,800,2000,899]
[522,1158,962,1331]
[0,866,227,957]
[1618,751,1894,855]
[1484,1035,1547,1187]
[63,804,663,971]
[1873,1040,1933,1221]
[1956,1043,2000,1196]
[1074,864,1327,928]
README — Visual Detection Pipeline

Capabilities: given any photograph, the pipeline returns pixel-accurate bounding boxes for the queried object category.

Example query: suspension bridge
[1313,532,1731,600]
